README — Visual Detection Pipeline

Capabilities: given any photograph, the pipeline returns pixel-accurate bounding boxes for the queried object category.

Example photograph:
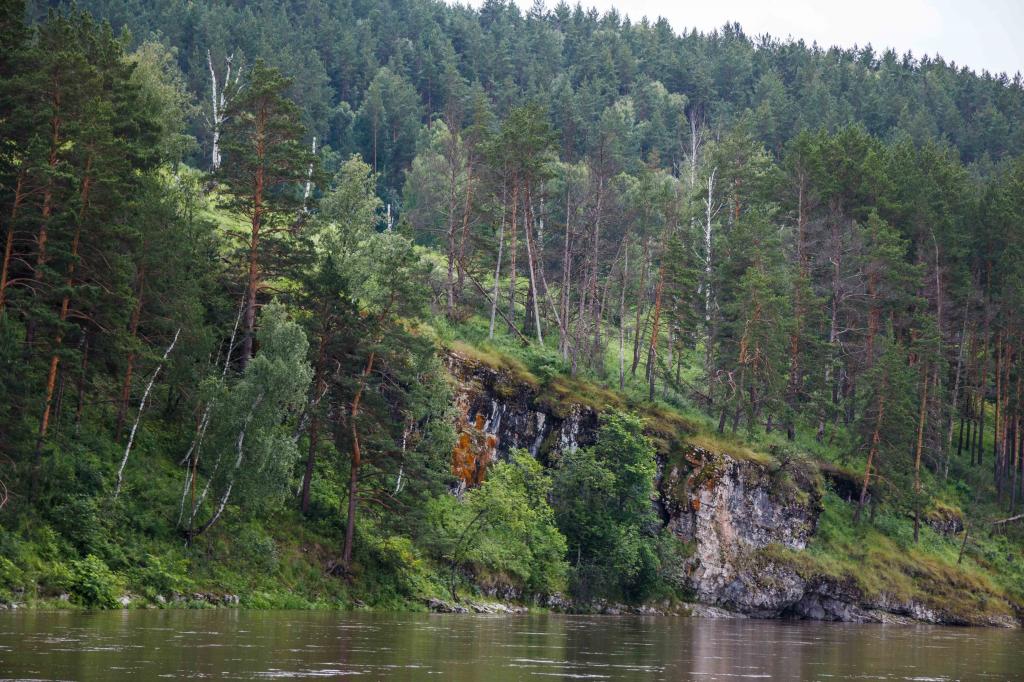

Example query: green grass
[6,283,1024,618]
[761,490,1019,624]
[436,313,1024,620]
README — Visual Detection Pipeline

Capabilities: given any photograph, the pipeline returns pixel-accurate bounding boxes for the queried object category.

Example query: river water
[0,610,1021,680]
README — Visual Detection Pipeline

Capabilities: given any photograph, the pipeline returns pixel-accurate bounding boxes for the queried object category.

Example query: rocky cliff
[446,348,600,465]
[659,448,1016,626]
[444,347,1019,627]
[659,447,821,616]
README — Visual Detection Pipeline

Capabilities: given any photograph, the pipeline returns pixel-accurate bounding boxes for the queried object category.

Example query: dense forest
[2,0,1024,613]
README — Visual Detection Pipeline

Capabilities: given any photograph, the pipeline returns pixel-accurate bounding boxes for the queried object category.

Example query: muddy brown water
[0,610,1021,680]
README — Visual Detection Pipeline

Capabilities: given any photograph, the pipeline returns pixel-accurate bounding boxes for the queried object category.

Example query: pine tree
[218,59,318,370]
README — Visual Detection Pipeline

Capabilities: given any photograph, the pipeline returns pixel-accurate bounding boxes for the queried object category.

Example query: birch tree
[205,50,243,171]
[185,302,311,540]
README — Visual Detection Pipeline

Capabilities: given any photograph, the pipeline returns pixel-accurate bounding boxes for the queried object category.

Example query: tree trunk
[506,183,519,334]
[300,328,329,514]
[855,389,887,523]
[647,260,666,401]
[488,184,506,339]
[301,412,321,515]
[342,350,376,571]
[190,391,262,540]
[455,162,475,306]
[73,333,89,435]
[26,101,64,348]
[785,174,808,440]
[589,176,604,373]
[994,331,1003,494]
[1013,375,1022,511]
[913,364,929,543]
[946,316,967,478]
[32,160,91,495]
[239,105,267,369]
[702,168,717,377]
[444,134,459,318]
[115,268,145,441]
[820,201,844,438]
[0,173,25,313]
[631,236,650,376]
[977,321,989,465]
[522,183,543,344]
[560,187,574,359]
[114,328,181,499]
[619,243,628,391]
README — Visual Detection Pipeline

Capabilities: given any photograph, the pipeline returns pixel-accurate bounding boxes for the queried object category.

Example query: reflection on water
[0,610,1020,680]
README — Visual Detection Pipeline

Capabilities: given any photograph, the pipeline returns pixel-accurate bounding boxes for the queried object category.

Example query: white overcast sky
[464,0,1024,77]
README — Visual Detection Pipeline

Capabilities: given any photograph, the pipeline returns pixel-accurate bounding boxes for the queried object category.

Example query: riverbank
[3,336,1023,628]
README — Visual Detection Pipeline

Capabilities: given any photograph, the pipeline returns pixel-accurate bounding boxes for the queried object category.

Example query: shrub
[551,412,664,602]
[426,452,568,598]
[0,556,24,598]
[233,523,279,574]
[68,555,120,608]
[49,495,109,558]
[369,535,437,597]
[132,554,191,599]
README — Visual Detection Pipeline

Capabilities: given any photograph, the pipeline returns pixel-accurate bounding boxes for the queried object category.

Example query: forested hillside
[2,0,1024,615]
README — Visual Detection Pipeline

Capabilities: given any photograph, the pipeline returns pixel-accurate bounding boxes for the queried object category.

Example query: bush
[0,556,24,598]
[132,554,191,599]
[49,495,109,558]
[368,535,437,597]
[233,523,279,574]
[68,555,120,608]
[426,452,568,598]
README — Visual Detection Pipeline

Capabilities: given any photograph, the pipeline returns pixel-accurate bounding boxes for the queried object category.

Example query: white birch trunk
[208,50,221,171]
[523,187,543,344]
[178,298,244,524]
[303,136,317,205]
[190,392,263,534]
[114,328,181,499]
[207,51,242,172]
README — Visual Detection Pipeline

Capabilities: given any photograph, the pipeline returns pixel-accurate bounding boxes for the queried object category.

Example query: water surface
[0,610,1020,680]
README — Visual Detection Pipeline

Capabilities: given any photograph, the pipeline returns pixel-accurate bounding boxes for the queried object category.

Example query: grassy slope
[435,312,1024,622]
[3,312,1023,617]
[3,226,1023,617]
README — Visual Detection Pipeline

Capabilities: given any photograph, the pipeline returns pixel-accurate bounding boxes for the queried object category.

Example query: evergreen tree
[217,59,318,369]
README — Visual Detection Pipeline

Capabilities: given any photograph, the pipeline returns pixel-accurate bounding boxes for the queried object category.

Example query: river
[0,610,1020,680]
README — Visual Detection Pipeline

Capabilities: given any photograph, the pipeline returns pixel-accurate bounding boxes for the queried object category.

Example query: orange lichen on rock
[452,411,498,486]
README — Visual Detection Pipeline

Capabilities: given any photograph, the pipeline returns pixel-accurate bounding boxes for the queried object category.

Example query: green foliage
[427,452,568,597]
[47,495,110,559]
[128,39,197,163]
[68,555,121,609]
[233,525,280,575]
[184,302,312,534]
[552,412,676,602]
[131,554,191,599]
[3,0,1024,622]
[0,556,25,598]
[365,535,438,600]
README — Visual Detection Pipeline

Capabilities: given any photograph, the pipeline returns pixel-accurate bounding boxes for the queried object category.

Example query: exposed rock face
[925,505,965,536]
[660,448,1018,627]
[443,350,1019,627]
[660,447,820,617]
[445,349,598,462]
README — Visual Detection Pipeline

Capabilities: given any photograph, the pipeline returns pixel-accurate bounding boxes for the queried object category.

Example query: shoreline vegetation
[3,0,1024,627]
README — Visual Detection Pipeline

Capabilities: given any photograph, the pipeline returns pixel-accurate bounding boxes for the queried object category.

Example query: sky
[465,0,1024,77]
